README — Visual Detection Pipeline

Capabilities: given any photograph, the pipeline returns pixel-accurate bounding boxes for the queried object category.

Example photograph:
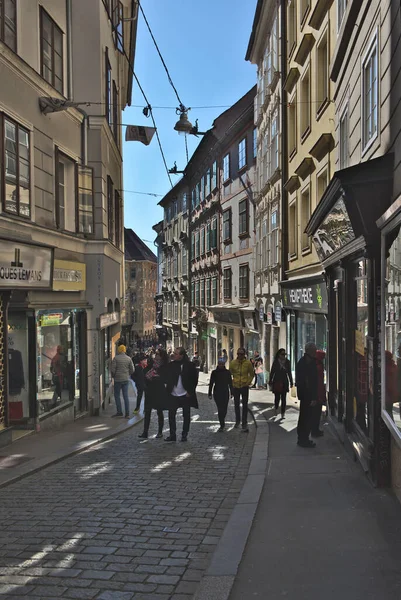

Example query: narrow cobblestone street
[0,393,255,600]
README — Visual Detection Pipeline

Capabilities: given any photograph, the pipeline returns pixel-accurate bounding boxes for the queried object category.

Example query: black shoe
[165,435,176,442]
[138,432,148,439]
[217,426,225,432]
[155,432,163,439]
[234,422,240,428]
[111,413,123,418]
[281,413,285,419]
[297,440,316,448]
[181,434,188,442]
[311,430,324,438]
[242,425,249,433]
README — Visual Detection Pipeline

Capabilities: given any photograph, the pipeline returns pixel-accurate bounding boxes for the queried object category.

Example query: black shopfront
[305,155,393,486]
[281,277,328,375]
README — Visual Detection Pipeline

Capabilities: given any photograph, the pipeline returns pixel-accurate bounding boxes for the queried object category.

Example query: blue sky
[122,0,258,249]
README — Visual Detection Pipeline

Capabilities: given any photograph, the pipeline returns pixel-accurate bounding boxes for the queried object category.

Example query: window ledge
[289,147,297,162]
[238,232,250,240]
[288,253,298,262]
[301,247,312,256]
[316,98,330,121]
[223,178,232,186]
[238,165,248,175]
[300,127,312,144]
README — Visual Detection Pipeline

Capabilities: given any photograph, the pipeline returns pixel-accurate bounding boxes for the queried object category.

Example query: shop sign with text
[99,312,120,329]
[282,280,328,313]
[0,241,52,289]
[53,260,86,291]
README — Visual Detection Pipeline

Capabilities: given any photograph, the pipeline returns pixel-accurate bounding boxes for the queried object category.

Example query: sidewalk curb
[0,415,144,490]
[194,415,269,600]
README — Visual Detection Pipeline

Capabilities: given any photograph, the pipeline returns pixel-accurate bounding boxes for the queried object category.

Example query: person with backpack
[208,357,234,431]
[269,349,293,418]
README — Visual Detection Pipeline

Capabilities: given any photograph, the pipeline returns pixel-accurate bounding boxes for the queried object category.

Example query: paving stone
[0,397,254,600]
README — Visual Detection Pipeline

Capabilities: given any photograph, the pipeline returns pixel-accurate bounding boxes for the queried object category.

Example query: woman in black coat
[269,349,293,418]
[208,357,233,431]
[138,349,169,439]
[165,347,199,442]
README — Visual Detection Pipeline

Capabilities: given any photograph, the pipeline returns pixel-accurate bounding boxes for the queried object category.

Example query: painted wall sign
[0,240,52,289]
[53,260,86,291]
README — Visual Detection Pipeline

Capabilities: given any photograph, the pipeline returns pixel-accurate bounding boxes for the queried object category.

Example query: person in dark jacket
[269,349,293,418]
[208,357,234,431]
[138,348,169,439]
[311,349,326,437]
[295,342,318,448]
[165,347,198,442]
[132,354,147,414]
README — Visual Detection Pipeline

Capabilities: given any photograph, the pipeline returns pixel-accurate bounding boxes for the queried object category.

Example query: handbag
[272,380,284,394]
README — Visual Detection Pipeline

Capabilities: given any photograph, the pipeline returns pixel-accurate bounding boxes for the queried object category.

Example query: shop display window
[7,313,29,420]
[354,260,369,433]
[36,310,73,414]
[296,312,327,363]
[383,225,401,436]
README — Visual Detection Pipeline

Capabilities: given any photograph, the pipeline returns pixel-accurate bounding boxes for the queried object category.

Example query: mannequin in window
[51,345,67,406]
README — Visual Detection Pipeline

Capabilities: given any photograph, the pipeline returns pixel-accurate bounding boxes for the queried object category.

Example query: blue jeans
[114,381,129,415]
[257,372,264,387]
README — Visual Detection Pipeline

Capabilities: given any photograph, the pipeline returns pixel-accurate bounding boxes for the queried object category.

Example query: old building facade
[124,228,157,349]
[246,0,286,380]
[158,180,190,351]
[0,0,137,443]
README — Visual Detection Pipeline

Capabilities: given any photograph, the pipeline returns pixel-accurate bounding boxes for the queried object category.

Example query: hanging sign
[259,306,264,321]
[267,311,273,325]
[0,241,52,289]
[275,304,282,322]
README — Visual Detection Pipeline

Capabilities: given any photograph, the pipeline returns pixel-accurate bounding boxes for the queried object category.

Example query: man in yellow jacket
[229,348,254,432]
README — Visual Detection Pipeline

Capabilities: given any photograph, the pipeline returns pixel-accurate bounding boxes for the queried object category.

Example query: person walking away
[192,351,201,371]
[132,354,147,414]
[208,357,234,431]
[138,348,169,439]
[220,348,228,365]
[229,348,254,432]
[111,345,134,418]
[311,350,326,437]
[295,342,318,447]
[269,349,293,417]
[254,352,264,389]
[165,347,198,442]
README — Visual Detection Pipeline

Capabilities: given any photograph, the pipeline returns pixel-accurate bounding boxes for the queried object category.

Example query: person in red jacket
[311,349,326,437]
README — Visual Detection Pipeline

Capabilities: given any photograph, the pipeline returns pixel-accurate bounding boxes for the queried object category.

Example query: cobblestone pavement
[0,393,255,600]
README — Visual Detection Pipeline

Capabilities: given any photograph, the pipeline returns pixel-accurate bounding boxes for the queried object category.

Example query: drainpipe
[280,0,288,281]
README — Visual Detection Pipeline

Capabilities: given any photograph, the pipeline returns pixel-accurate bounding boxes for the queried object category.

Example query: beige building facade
[0,0,137,443]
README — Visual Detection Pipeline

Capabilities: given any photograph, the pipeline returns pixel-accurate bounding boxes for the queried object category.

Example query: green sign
[201,332,208,341]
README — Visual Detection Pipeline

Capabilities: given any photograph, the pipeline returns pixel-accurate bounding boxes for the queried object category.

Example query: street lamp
[174,104,193,135]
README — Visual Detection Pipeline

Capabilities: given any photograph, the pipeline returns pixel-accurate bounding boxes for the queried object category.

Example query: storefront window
[7,313,29,420]
[296,312,327,363]
[384,224,401,434]
[355,260,369,433]
[37,310,73,414]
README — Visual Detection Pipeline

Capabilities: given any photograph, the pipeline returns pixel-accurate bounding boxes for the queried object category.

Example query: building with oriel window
[246,0,286,380]
[0,0,137,444]
[303,0,401,493]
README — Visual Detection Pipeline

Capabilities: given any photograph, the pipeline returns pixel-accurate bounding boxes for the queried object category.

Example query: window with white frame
[238,138,246,170]
[1,0,16,51]
[239,264,249,299]
[262,217,268,269]
[337,0,348,30]
[182,245,187,276]
[223,153,230,181]
[55,149,76,232]
[300,0,310,25]
[270,210,279,265]
[288,94,297,157]
[288,0,296,56]
[300,67,311,137]
[316,32,328,112]
[4,118,31,218]
[317,169,328,204]
[300,187,311,251]
[211,161,217,190]
[362,35,378,150]
[270,114,279,173]
[289,200,297,257]
[339,107,349,169]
